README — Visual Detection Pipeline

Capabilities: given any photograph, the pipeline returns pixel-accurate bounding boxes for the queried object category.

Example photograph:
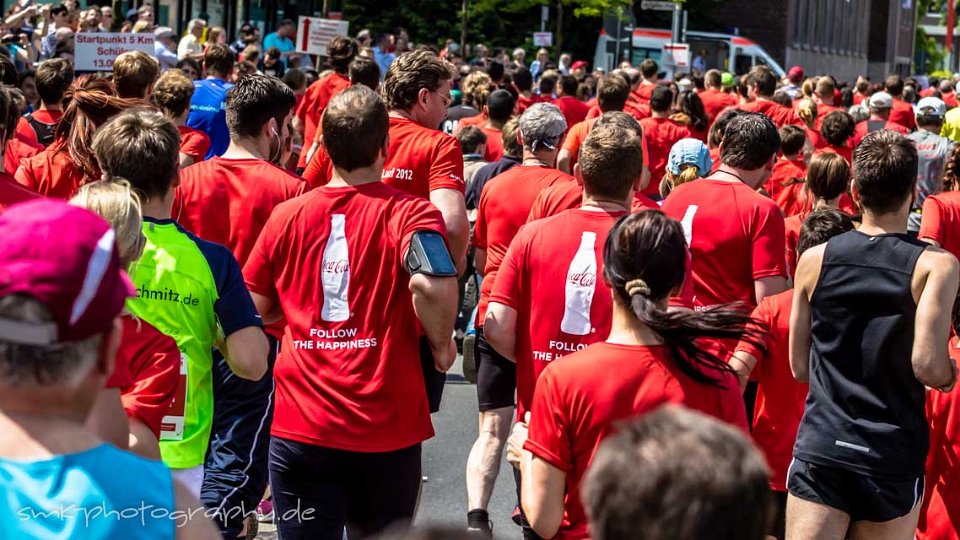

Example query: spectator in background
[262,47,284,78]
[187,44,236,159]
[230,23,259,55]
[17,71,39,113]
[558,52,571,75]
[781,66,804,99]
[264,19,301,67]
[98,4,113,31]
[16,58,71,149]
[206,26,227,50]
[154,69,210,168]
[511,47,525,70]
[41,4,72,60]
[583,407,772,540]
[112,50,160,100]
[178,18,206,61]
[530,48,548,81]
[153,27,178,71]
[373,33,396,80]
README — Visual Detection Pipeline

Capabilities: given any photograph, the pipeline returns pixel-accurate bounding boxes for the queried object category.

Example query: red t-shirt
[739,99,802,128]
[473,165,575,323]
[15,143,91,199]
[480,126,504,162]
[15,109,62,148]
[584,97,651,123]
[917,337,960,540]
[814,144,852,166]
[303,117,466,197]
[634,83,656,103]
[5,136,41,176]
[295,72,350,168]
[734,289,807,492]
[491,208,625,418]
[639,117,693,196]
[553,96,590,128]
[890,98,917,131]
[814,103,842,129]
[524,342,747,540]
[852,118,910,148]
[115,314,180,438]
[174,157,305,266]
[699,88,738,121]
[527,181,659,222]
[765,157,807,214]
[243,181,446,452]
[0,171,40,212]
[560,117,598,171]
[919,191,960,258]
[661,178,787,308]
[456,113,487,133]
[178,125,211,163]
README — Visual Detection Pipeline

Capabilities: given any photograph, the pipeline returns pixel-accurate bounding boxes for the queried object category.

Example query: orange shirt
[15,143,91,199]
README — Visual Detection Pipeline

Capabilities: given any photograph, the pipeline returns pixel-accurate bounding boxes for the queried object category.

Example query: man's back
[740,99,800,128]
[1,444,175,537]
[853,119,909,147]
[639,117,693,196]
[187,78,234,159]
[795,230,929,478]
[174,157,305,265]
[908,130,955,231]
[661,178,786,308]
[243,182,445,452]
[382,116,465,200]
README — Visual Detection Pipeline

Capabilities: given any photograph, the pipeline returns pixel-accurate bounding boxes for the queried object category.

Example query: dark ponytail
[603,211,766,387]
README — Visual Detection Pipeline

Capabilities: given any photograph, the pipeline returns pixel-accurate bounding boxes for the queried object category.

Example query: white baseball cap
[868,91,893,109]
[916,97,947,118]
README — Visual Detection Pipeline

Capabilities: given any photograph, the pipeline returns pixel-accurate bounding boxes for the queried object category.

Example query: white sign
[641,0,680,10]
[74,33,155,71]
[533,32,553,47]
[662,42,690,68]
[296,16,350,56]
[541,5,549,21]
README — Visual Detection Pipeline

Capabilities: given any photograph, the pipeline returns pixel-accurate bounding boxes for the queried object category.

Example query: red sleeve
[302,145,333,190]
[243,207,281,299]
[919,196,945,245]
[523,368,573,472]
[562,121,586,153]
[180,130,211,161]
[428,135,466,194]
[398,197,448,260]
[14,158,38,192]
[749,200,787,280]
[120,321,180,437]
[527,189,550,223]
[489,224,530,309]
[473,186,490,251]
[734,299,773,361]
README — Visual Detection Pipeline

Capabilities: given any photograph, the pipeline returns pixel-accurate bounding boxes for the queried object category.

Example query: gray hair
[519,103,567,153]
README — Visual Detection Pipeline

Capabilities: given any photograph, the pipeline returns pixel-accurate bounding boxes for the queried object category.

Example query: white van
[594,27,786,80]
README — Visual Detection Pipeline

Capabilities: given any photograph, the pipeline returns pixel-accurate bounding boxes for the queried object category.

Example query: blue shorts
[200,335,278,537]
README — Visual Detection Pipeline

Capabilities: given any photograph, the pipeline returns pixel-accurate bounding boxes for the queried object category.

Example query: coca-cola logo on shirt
[322,259,350,273]
[569,272,596,287]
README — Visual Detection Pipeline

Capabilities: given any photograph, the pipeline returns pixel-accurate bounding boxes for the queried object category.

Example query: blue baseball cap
[667,138,712,176]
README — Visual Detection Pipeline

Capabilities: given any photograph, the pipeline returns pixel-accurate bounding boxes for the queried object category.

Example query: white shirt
[177,34,202,60]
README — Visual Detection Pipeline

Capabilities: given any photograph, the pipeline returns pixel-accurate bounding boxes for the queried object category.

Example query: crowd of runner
[1,4,960,540]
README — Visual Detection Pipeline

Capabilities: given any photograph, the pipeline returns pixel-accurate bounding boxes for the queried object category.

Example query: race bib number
[160,352,188,441]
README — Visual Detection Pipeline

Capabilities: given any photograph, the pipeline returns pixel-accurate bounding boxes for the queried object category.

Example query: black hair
[225,74,296,140]
[675,90,707,132]
[650,85,673,113]
[603,211,765,387]
[820,111,855,147]
[486,89,515,124]
[720,112,780,169]
[513,67,533,92]
[797,210,855,256]
[778,125,806,157]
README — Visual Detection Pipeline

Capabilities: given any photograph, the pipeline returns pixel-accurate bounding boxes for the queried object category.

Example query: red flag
[948,0,956,52]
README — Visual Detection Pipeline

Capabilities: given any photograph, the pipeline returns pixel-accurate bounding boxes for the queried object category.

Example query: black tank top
[793,230,929,479]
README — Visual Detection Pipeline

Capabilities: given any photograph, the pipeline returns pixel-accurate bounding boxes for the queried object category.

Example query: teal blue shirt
[1,445,175,539]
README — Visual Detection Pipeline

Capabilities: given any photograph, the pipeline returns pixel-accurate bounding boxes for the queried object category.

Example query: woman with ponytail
[506,210,762,540]
[14,76,143,199]
[784,152,851,277]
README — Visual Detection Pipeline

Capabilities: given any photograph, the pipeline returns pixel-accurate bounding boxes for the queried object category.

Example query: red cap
[788,66,804,81]
[0,200,135,345]
[571,60,588,70]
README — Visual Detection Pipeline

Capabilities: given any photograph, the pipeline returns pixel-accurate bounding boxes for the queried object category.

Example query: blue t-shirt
[264,32,294,66]
[0,445,175,539]
[187,78,234,159]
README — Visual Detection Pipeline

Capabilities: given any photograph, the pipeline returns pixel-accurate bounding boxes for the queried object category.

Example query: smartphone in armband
[406,231,457,277]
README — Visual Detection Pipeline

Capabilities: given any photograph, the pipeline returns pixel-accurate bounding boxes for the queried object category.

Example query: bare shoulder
[918,244,960,278]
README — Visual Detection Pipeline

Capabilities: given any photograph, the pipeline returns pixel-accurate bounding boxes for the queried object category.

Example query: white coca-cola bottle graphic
[321,214,350,322]
[560,231,597,335]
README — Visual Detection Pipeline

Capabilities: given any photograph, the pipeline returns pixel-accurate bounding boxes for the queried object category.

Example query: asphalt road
[257,354,521,539]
